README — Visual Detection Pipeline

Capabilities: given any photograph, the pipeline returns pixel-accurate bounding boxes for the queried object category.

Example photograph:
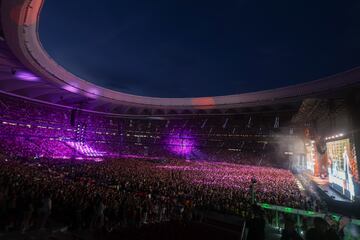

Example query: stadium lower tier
[0,157,312,231]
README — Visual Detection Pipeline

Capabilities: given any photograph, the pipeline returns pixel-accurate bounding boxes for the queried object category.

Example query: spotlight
[13,70,40,81]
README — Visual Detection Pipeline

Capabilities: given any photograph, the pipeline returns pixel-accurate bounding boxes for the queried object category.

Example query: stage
[301,171,351,203]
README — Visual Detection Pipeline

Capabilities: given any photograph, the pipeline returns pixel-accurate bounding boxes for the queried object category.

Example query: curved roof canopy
[0,0,360,115]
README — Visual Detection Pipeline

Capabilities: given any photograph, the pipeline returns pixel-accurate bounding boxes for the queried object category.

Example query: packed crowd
[0,156,306,233]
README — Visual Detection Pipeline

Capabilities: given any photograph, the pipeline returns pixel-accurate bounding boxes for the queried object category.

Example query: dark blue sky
[39,0,360,97]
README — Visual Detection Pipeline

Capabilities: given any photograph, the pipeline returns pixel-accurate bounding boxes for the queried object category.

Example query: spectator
[281,217,303,240]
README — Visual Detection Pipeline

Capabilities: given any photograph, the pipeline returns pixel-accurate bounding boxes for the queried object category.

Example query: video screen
[305,143,315,174]
[326,138,358,200]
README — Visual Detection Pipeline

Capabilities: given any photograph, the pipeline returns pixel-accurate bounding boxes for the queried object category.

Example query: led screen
[327,138,358,200]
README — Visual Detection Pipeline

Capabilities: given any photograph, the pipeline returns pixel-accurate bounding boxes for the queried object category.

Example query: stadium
[0,0,360,239]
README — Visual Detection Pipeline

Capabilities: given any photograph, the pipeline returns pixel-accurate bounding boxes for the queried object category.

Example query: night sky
[39,0,360,98]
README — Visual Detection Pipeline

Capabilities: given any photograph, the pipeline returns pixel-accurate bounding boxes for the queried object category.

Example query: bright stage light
[14,70,40,82]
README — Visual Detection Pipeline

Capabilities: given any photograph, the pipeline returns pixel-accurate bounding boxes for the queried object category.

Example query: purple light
[84,88,99,99]
[166,130,196,155]
[15,71,40,82]
[62,84,79,93]
[66,142,105,158]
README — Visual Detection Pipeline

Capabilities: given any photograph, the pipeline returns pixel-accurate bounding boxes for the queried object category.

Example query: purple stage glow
[166,130,196,155]
[15,71,40,82]
[66,141,105,157]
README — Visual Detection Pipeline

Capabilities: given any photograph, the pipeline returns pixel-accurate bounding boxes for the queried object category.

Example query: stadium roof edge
[0,0,360,115]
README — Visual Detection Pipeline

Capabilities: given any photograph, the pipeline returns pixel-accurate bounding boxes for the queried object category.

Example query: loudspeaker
[70,109,77,126]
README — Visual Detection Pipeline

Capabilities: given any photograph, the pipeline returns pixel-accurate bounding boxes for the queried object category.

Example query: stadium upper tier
[0,89,295,163]
[0,0,360,115]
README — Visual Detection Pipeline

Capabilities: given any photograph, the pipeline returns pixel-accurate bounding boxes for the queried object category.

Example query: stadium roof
[0,0,360,115]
